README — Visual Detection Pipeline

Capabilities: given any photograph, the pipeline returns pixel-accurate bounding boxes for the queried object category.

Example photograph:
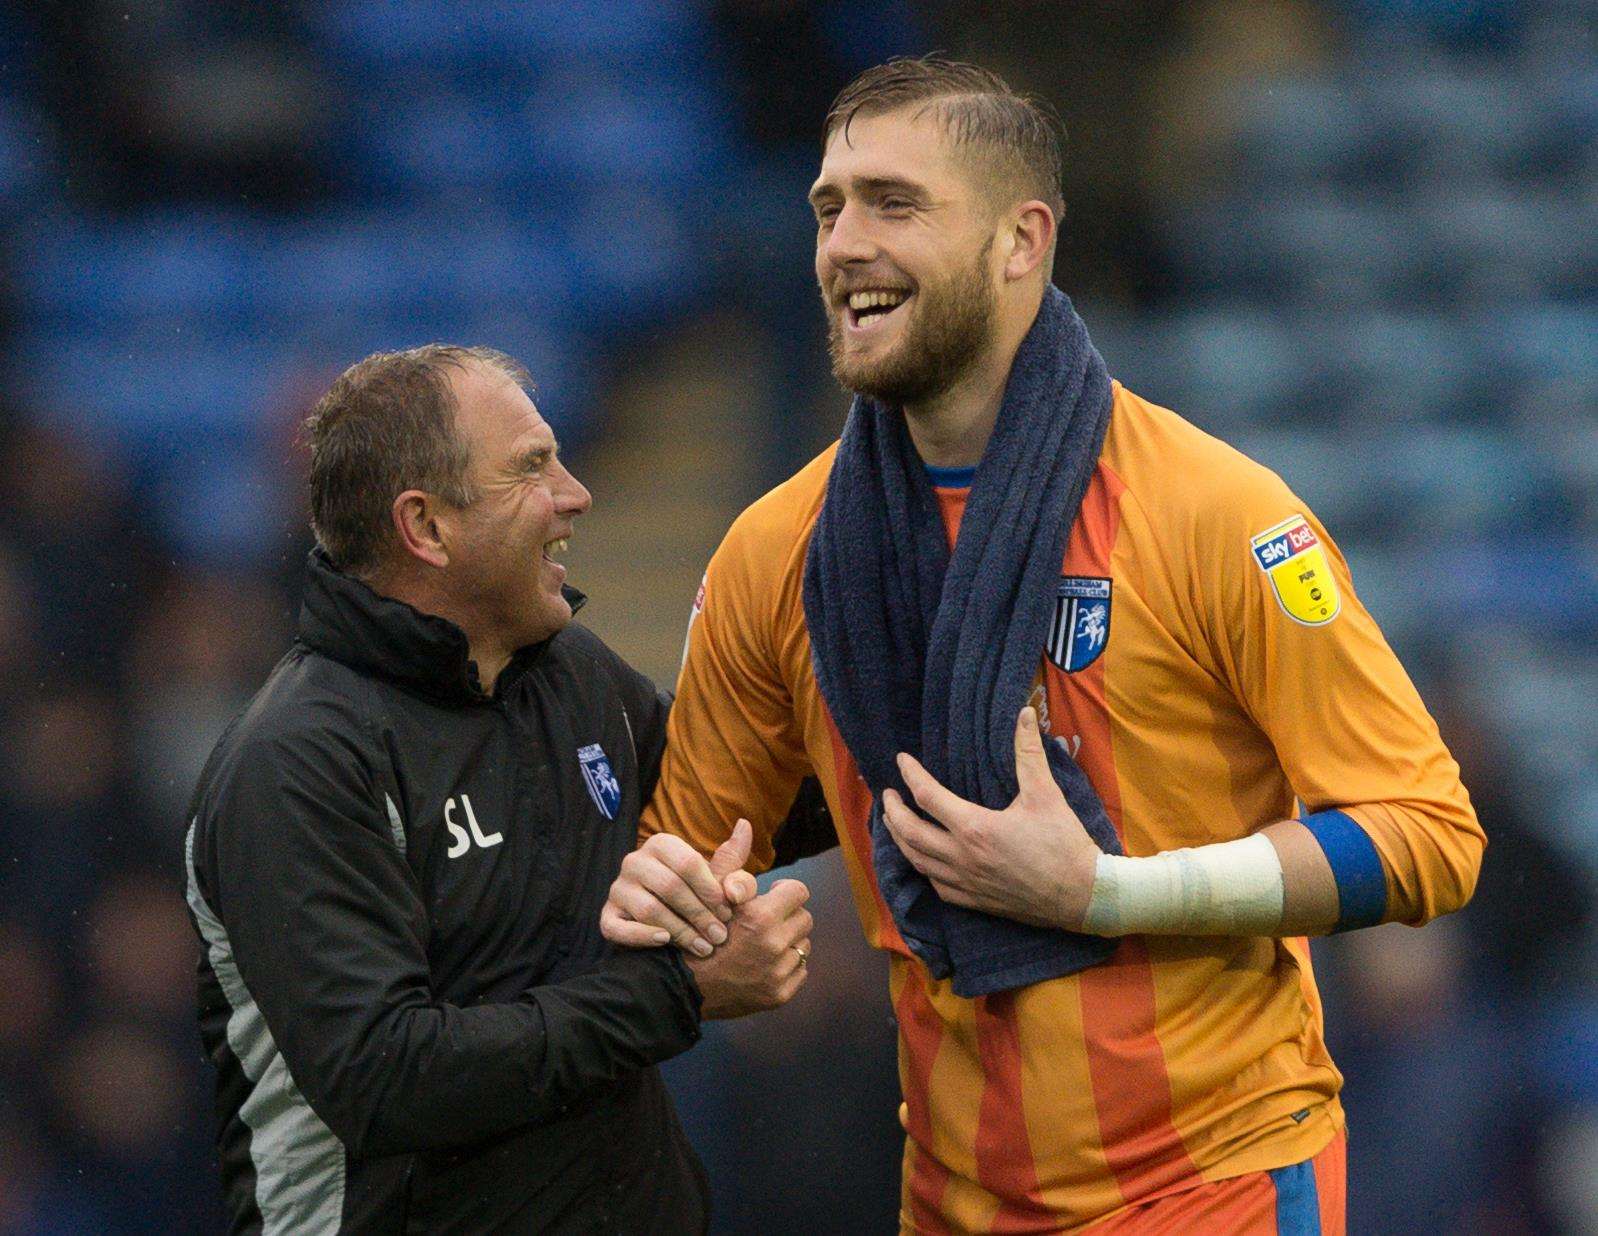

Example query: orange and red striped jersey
[643,383,1483,1233]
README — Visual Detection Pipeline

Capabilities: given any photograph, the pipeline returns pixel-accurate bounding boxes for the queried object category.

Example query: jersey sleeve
[640,499,816,872]
[1190,460,1484,928]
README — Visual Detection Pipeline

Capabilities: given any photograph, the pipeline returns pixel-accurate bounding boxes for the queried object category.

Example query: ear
[1002,200,1055,282]
[391,489,450,570]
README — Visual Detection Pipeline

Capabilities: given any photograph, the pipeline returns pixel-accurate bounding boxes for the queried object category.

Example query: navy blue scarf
[803,286,1123,997]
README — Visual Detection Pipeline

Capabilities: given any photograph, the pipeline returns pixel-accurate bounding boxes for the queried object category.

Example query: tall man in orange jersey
[602,57,1483,1234]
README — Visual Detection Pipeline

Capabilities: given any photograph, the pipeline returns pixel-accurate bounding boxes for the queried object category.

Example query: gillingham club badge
[577,743,622,820]
[1250,515,1341,626]
[1046,576,1112,673]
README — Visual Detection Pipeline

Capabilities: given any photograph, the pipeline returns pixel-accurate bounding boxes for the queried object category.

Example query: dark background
[0,1,1593,1232]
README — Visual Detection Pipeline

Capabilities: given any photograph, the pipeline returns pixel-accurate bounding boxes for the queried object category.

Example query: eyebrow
[512,444,555,472]
[808,175,929,207]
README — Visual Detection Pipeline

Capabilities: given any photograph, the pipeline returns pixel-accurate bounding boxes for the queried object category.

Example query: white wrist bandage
[1082,833,1285,936]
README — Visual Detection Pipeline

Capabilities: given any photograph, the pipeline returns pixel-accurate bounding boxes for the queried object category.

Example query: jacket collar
[296,548,586,703]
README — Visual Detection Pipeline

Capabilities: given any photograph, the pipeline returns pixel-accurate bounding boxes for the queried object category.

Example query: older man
[184,345,814,1234]
[606,58,1482,1234]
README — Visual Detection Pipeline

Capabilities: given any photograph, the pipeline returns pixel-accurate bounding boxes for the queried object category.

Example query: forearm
[337,998,562,1157]
[285,950,701,1158]
[518,949,702,1118]
[1263,819,1341,934]
[1080,820,1339,938]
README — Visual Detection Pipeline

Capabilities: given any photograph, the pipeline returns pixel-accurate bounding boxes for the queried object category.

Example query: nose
[554,461,592,518]
[820,200,877,271]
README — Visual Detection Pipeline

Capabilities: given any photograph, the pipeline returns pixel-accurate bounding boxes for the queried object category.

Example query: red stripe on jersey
[824,709,908,956]
[1312,1132,1347,1234]
[897,964,955,1234]
[935,486,968,547]
[1083,1133,1344,1233]
[1049,466,1199,1203]
[1078,942,1198,1200]
[935,479,1056,1227]
[973,992,1053,1231]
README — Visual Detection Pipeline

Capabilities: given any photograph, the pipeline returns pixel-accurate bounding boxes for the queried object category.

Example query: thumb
[722,869,757,907]
[764,877,810,914]
[1013,707,1058,805]
[710,818,753,880]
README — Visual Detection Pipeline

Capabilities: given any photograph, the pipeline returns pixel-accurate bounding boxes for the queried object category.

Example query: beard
[825,239,998,406]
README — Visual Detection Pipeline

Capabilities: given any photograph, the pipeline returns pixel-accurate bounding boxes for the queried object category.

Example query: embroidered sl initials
[444,794,502,858]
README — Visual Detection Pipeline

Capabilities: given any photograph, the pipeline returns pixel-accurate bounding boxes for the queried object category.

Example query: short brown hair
[823,55,1066,223]
[302,344,529,577]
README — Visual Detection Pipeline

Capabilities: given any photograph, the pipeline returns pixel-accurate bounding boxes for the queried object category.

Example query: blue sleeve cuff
[1300,809,1388,932]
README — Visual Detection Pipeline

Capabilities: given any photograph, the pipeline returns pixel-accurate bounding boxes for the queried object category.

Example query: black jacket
[186,552,720,1234]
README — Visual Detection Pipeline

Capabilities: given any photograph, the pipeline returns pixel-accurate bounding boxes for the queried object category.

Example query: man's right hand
[685,878,813,1019]
[600,821,812,1017]
[602,821,760,957]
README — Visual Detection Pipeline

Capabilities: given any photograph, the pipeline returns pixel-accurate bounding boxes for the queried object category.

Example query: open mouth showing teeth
[846,288,911,327]
[542,537,568,563]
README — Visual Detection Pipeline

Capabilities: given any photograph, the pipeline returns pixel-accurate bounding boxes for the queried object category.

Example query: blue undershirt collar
[925,463,977,489]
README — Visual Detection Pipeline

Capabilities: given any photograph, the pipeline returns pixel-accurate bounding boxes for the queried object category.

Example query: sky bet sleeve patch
[1250,515,1341,626]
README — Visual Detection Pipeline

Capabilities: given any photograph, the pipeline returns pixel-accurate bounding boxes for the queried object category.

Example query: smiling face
[438,361,591,650]
[810,107,1004,405]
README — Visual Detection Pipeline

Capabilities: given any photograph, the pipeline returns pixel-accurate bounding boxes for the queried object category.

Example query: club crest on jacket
[1046,577,1112,673]
[577,743,622,819]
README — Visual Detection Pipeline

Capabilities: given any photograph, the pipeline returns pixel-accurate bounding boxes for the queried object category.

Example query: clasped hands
[601,819,813,1019]
[600,708,1103,1016]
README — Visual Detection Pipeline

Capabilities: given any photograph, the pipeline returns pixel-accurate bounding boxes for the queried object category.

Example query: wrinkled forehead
[449,361,551,459]
[812,106,968,198]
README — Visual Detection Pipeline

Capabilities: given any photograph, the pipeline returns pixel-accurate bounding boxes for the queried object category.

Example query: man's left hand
[881,707,1101,931]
